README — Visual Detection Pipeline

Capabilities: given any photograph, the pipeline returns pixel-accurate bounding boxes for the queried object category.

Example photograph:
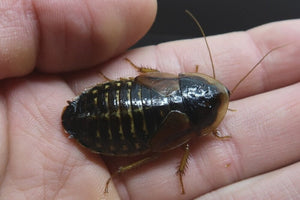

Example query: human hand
[0,1,299,200]
[0,1,156,199]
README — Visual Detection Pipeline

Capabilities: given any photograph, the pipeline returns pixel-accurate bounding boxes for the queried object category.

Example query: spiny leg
[104,154,159,194]
[212,129,232,140]
[176,143,190,194]
[124,57,159,73]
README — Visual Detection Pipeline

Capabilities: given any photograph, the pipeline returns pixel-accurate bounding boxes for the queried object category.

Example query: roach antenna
[185,10,216,79]
[231,44,288,94]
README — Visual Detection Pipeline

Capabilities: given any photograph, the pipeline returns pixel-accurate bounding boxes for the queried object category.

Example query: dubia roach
[61,10,282,194]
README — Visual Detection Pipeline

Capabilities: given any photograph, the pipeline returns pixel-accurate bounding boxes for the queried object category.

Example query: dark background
[134,0,300,47]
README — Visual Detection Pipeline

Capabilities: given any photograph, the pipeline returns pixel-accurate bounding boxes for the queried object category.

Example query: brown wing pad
[150,110,193,152]
[135,72,180,96]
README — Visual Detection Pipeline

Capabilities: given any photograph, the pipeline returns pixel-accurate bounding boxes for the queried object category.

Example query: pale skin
[0,1,299,200]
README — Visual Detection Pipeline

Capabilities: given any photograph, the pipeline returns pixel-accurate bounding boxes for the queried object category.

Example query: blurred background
[134,0,300,47]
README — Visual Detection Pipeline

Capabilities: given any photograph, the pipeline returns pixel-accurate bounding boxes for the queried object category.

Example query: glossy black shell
[61,73,230,156]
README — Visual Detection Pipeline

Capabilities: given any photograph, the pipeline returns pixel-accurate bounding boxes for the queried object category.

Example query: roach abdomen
[62,79,172,156]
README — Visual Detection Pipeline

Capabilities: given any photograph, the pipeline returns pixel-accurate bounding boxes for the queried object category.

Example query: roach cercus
[61,10,282,195]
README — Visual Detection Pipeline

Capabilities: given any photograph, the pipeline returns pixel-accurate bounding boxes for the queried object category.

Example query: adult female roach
[61,10,282,194]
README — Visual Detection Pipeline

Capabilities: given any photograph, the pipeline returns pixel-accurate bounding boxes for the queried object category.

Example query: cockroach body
[62,72,229,156]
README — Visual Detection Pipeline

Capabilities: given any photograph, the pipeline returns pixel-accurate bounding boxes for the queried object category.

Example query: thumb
[0,0,157,78]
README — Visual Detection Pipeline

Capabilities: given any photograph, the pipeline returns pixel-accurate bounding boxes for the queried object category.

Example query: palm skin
[0,1,299,200]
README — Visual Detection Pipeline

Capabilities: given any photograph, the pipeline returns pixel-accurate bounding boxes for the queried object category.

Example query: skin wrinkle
[82,0,98,68]
[3,178,27,200]
[30,0,49,69]
[229,32,266,99]
[289,173,300,198]
[228,33,272,98]
[0,1,37,77]
[246,28,292,96]
[281,176,296,199]
[42,167,45,200]
[173,44,189,74]
[154,43,181,73]
[191,140,215,193]
[2,86,34,188]
[45,1,65,68]
[57,151,94,198]
[159,42,185,73]
[246,36,271,96]
[202,149,219,193]
[24,89,53,130]
[207,140,237,189]
[147,45,163,72]
[6,149,43,190]
[32,1,89,70]
[10,96,42,137]
[215,127,244,184]
[94,8,123,64]
[31,1,42,67]
[126,45,162,72]
[256,172,288,200]
[0,93,8,187]
[22,0,39,66]
[205,34,242,80]
[35,85,65,131]
[45,156,73,200]
[224,136,243,182]
[59,5,68,67]
[220,114,244,181]
[198,163,300,200]
[61,12,67,67]
[118,173,130,200]
[190,38,215,76]
[28,125,79,199]
[65,6,96,68]
[0,89,10,195]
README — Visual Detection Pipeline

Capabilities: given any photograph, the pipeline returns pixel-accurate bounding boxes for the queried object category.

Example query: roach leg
[228,108,237,112]
[124,58,159,73]
[99,72,111,81]
[195,65,199,73]
[104,154,159,193]
[176,143,190,194]
[212,129,232,140]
